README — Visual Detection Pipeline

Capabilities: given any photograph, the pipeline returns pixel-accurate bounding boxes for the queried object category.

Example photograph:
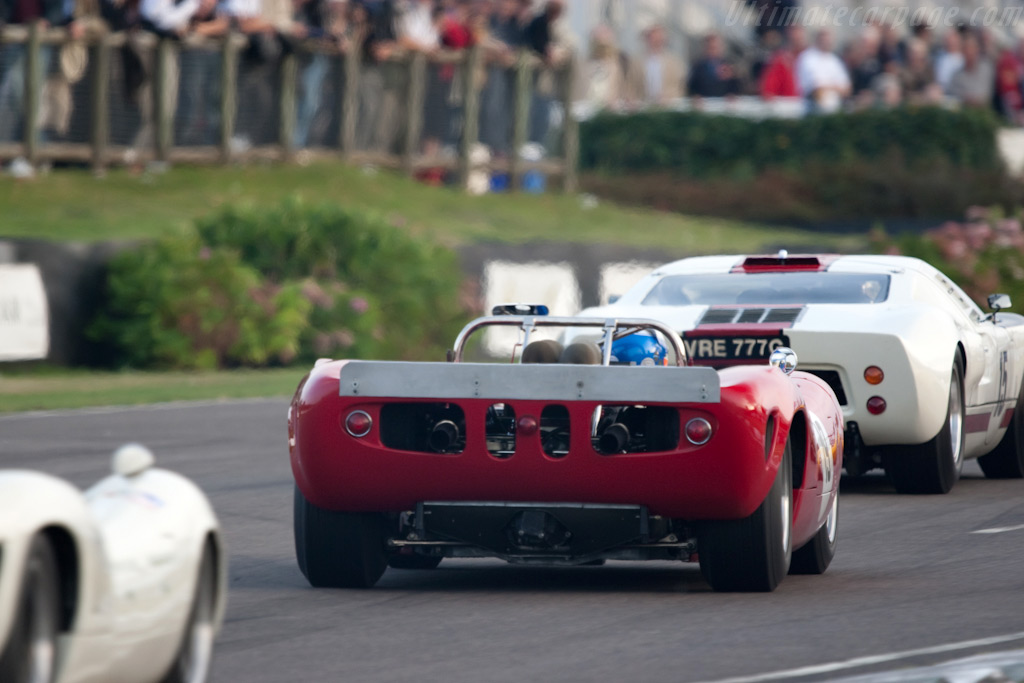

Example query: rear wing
[338,361,721,404]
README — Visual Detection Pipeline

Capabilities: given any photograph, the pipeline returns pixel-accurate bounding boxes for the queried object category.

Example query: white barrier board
[0,264,50,361]
[482,261,580,357]
[599,262,658,306]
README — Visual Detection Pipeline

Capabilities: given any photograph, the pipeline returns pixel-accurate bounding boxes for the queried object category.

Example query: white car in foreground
[0,444,226,683]
[580,253,1024,494]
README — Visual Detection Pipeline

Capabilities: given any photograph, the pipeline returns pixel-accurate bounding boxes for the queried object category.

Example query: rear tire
[886,355,964,494]
[0,535,61,683]
[294,485,388,588]
[789,492,838,575]
[698,440,793,592]
[162,542,217,683]
[387,554,443,570]
[979,378,1024,479]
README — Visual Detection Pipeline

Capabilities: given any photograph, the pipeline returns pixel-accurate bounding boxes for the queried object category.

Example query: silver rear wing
[338,361,720,403]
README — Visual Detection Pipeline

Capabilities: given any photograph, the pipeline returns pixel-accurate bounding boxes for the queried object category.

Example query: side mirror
[988,293,1011,312]
[769,347,798,375]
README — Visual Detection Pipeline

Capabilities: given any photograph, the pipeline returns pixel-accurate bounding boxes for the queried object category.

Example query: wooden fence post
[279,50,297,160]
[509,51,533,192]
[24,21,42,164]
[219,33,238,163]
[340,37,362,159]
[560,53,579,194]
[90,33,111,172]
[153,38,174,162]
[458,46,482,191]
[402,52,426,177]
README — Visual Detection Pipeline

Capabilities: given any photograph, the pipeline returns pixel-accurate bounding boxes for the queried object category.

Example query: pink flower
[350,297,370,314]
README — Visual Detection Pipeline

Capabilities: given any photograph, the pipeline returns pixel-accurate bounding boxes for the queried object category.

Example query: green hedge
[580,107,1002,178]
[90,198,470,369]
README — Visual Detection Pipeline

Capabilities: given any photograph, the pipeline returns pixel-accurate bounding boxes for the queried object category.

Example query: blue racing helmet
[609,333,667,366]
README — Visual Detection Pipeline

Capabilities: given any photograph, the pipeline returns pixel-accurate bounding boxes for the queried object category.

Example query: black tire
[0,535,61,683]
[698,439,793,592]
[162,542,217,683]
[387,554,443,570]
[789,492,838,575]
[293,485,388,588]
[885,355,965,494]
[979,377,1024,479]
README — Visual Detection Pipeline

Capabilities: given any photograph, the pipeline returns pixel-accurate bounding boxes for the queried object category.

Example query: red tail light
[685,418,713,445]
[866,397,887,415]
[344,410,373,437]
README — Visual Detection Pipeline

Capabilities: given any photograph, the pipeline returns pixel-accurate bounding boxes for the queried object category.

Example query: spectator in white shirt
[140,0,202,35]
[398,0,439,53]
[935,29,964,94]
[796,28,851,113]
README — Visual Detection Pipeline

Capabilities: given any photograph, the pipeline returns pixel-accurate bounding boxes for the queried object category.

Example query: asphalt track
[3,398,1024,683]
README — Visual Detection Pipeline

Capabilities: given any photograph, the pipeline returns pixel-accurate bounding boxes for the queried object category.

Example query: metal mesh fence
[293,49,343,150]
[353,57,407,156]
[108,38,150,156]
[0,43,28,143]
[0,30,577,192]
[176,45,222,148]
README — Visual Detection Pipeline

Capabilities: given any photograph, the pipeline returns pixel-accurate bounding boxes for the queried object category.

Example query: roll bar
[451,315,689,366]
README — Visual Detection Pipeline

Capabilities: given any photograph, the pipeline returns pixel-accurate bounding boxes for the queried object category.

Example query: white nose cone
[112,443,155,477]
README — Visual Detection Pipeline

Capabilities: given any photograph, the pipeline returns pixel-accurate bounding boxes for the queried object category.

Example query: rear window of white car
[642,273,892,306]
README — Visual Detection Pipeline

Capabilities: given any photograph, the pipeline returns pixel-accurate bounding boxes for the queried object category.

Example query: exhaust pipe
[429,420,460,453]
[598,423,630,454]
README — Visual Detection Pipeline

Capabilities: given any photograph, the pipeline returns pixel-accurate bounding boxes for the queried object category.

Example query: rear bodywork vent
[762,308,802,324]
[736,308,765,323]
[804,370,847,405]
[700,308,739,324]
[698,307,803,326]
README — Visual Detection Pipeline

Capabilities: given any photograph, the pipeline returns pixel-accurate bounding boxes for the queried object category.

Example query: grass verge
[0,163,868,252]
[0,367,304,413]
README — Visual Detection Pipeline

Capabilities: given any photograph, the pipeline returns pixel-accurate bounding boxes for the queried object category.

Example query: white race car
[0,444,226,683]
[580,253,1024,494]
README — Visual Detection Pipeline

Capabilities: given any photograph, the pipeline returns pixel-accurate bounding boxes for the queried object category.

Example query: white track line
[696,631,1024,683]
[0,396,288,421]
[972,524,1024,535]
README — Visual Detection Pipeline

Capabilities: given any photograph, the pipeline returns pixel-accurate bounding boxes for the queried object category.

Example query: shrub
[196,198,468,361]
[876,207,1024,309]
[580,107,1002,178]
[90,199,471,369]
[89,232,310,369]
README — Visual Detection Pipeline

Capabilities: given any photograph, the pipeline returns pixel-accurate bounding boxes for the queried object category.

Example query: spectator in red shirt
[996,42,1024,124]
[760,31,799,99]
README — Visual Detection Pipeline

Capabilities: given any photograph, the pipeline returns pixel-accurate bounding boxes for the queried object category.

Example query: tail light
[685,418,713,445]
[864,366,884,385]
[866,397,887,415]
[344,410,373,437]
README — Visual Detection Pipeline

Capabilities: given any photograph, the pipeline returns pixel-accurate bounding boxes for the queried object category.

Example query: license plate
[683,335,790,361]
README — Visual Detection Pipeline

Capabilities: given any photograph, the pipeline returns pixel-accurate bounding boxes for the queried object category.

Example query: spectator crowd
[0,0,574,164]
[3,0,1024,172]
[577,1,1024,123]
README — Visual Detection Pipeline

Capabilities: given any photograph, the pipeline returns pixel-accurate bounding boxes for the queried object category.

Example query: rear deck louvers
[761,308,802,324]
[698,307,803,325]
[700,309,740,324]
[736,308,765,323]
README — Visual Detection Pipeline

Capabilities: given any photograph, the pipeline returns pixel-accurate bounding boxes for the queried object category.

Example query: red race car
[289,307,844,592]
